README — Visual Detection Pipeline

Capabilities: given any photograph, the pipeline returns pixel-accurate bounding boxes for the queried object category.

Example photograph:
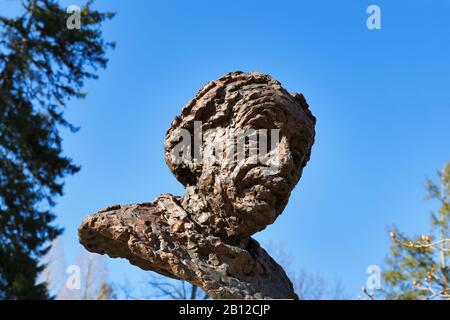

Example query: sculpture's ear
[164,125,199,187]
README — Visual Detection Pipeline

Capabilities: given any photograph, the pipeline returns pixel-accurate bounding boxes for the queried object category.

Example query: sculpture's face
[195,96,312,239]
[164,71,315,240]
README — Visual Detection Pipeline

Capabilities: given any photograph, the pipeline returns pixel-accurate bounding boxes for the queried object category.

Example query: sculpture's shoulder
[77,193,195,279]
[78,193,188,249]
[77,194,298,299]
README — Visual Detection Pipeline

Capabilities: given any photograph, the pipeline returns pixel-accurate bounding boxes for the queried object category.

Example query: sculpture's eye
[292,151,302,167]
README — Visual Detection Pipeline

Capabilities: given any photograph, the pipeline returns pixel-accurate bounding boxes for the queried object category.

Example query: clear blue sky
[3,0,450,298]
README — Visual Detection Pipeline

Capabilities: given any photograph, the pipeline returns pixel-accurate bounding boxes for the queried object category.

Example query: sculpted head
[164,71,315,241]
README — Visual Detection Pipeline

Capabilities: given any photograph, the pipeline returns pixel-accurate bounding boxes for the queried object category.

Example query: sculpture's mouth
[238,165,290,214]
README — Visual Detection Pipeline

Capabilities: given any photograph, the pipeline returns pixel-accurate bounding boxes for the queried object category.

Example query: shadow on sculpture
[78,71,316,299]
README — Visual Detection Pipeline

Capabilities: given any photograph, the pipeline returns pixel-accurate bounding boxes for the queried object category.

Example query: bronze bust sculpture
[78,71,316,299]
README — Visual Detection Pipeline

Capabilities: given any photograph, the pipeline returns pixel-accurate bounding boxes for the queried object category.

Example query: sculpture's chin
[233,187,278,232]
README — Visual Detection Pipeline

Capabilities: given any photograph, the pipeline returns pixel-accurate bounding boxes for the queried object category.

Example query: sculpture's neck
[179,185,248,247]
